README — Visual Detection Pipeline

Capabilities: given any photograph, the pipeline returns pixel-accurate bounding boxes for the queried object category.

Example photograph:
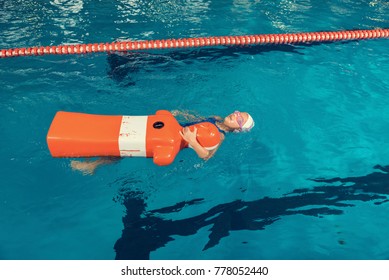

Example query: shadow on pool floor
[114,164,389,259]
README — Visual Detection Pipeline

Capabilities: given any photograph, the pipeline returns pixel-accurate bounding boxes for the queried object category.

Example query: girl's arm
[179,127,209,159]
[179,127,224,160]
[207,133,224,159]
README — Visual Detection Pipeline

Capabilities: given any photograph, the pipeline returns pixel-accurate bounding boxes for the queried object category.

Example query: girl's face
[223,111,248,130]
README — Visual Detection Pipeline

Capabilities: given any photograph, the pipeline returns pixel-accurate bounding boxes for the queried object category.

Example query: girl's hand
[179,127,198,144]
[179,127,211,159]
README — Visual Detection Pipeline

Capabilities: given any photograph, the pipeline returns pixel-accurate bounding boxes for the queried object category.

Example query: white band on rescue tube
[118,116,147,157]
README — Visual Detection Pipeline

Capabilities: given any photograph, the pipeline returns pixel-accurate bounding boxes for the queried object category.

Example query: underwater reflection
[106,38,360,87]
[106,44,303,86]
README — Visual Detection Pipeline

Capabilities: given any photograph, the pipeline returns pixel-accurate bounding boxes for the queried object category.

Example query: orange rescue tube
[47,110,221,166]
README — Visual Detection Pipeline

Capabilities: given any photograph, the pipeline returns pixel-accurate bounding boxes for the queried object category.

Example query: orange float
[46,110,221,166]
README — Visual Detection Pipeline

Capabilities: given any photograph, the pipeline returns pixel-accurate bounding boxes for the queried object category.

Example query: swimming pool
[0,0,388,260]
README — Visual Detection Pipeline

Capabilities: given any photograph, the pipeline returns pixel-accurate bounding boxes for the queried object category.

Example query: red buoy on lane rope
[1,29,388,58]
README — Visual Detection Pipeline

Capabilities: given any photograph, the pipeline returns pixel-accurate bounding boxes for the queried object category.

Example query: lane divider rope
[1,29,388,58]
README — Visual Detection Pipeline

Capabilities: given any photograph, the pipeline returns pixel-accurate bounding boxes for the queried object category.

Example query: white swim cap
[242,113,255,132]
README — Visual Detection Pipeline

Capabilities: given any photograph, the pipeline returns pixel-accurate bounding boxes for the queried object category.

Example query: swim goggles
[234,111,244,130]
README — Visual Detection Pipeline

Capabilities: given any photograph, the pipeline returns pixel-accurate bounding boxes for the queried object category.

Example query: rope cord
[1,29,388,58]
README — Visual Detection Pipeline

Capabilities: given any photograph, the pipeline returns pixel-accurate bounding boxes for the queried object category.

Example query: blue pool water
[0,0,388,260]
